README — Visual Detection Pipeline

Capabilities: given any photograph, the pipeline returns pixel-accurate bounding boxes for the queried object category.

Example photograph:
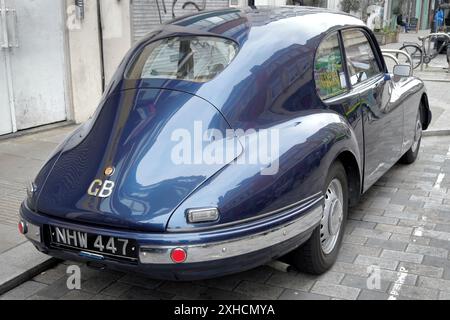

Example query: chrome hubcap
[411,116,422,153]
[320,179,344,255]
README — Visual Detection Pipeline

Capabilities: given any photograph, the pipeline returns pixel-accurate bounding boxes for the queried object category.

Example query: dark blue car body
[20,6,431,280]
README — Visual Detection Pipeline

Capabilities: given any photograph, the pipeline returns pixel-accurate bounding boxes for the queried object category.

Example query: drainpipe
[1,0,17,132]
[96,0,105,92]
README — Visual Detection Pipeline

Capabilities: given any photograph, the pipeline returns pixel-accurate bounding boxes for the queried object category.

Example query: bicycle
[398,32,450,69]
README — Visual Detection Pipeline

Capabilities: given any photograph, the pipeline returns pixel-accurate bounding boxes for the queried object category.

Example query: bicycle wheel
[399,44,423,69]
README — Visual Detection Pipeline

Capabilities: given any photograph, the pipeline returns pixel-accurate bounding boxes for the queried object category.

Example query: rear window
[126,36,239,83]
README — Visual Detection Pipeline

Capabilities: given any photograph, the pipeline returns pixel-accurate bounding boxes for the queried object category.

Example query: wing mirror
[393,64,411,78]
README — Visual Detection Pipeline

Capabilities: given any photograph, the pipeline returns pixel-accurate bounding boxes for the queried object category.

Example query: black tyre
[290,161,348,274]
[446,46,450,64]
[399,44,423,69]
[400,105,423,164]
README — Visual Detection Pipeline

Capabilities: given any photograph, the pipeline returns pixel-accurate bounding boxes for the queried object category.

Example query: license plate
[49,226,138,261]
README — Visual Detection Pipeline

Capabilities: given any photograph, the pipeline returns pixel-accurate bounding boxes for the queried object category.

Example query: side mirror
[393,64,411,77]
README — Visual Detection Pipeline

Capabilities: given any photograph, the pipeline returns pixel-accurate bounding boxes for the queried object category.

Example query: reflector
[170,248,187,263]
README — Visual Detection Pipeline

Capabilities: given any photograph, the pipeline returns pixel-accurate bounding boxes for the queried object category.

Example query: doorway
[0,0,68,136]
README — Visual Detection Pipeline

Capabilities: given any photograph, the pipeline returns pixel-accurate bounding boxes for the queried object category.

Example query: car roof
[118,7,367,129]
[168,6,365,46]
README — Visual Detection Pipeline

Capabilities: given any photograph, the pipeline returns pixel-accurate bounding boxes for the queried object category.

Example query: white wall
[254,0,340,8]
[65,0,132,124]
[65,0,103,124]
[327,0,340,10]
[100,0,132,84]
[255,0,287,5]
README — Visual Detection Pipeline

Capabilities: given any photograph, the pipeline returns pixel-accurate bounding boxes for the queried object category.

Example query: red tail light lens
[170,248,187,264]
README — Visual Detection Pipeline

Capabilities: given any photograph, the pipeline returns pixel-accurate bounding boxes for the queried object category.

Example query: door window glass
[342,29,381,85]
[314,33,348,99]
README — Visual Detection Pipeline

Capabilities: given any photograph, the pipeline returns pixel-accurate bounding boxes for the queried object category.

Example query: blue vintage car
[20,7,431,280]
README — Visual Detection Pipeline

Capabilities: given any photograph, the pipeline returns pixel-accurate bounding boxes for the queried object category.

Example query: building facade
[0,0,435,136]
[0,0,240,136]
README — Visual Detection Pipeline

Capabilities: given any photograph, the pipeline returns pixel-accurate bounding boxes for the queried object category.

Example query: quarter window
[126,36,239,83]
[342,29,381,85]
[314,33,348,99]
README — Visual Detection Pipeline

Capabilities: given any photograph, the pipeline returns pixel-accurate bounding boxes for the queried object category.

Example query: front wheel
[399,44,423,69]
[289,161,348,274]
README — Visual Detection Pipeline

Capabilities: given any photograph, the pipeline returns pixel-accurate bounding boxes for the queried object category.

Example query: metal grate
[130,0,231,42]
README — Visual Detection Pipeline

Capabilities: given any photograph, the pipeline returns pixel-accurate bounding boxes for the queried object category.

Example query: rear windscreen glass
[126,36,239,83]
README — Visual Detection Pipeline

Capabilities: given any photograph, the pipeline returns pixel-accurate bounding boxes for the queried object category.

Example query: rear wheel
[400,107,423,164]
[290,161,348,274]
[399,44,423,69]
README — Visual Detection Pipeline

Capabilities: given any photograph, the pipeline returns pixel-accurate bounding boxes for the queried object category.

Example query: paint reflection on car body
[20,7,431,280]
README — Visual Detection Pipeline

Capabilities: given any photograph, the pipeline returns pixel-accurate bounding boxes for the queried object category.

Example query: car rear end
[19,32,323,280]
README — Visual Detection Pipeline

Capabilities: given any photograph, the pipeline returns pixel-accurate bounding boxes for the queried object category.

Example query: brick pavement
[2,135,449,300]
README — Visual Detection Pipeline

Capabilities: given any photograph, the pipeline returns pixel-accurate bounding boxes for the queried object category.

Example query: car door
[341,28,403,191]
[314,31,364,169]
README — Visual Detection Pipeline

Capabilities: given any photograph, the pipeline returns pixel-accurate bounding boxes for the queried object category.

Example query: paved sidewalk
[382,29,449,70]
[382,30,450,134]
[1,135,449,300]
[0,126,76,294]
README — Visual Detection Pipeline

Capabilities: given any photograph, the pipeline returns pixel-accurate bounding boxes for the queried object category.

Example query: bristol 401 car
[20,7,431,280]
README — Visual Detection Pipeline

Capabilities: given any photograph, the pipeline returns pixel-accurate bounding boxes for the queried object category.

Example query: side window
[314,33,348,99]
[342,29,381,85]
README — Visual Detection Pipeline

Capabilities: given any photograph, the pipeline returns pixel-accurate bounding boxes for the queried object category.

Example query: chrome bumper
[139,205,322,264]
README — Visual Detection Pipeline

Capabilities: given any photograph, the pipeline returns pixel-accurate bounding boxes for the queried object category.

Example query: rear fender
[167,111,362,232]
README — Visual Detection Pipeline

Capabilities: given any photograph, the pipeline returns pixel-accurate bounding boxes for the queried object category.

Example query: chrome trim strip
[140,205,323,264]
[168,192,323,233]
[79,251,105,260]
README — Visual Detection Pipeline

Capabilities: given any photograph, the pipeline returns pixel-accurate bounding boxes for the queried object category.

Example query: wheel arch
[335,150,362,207]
